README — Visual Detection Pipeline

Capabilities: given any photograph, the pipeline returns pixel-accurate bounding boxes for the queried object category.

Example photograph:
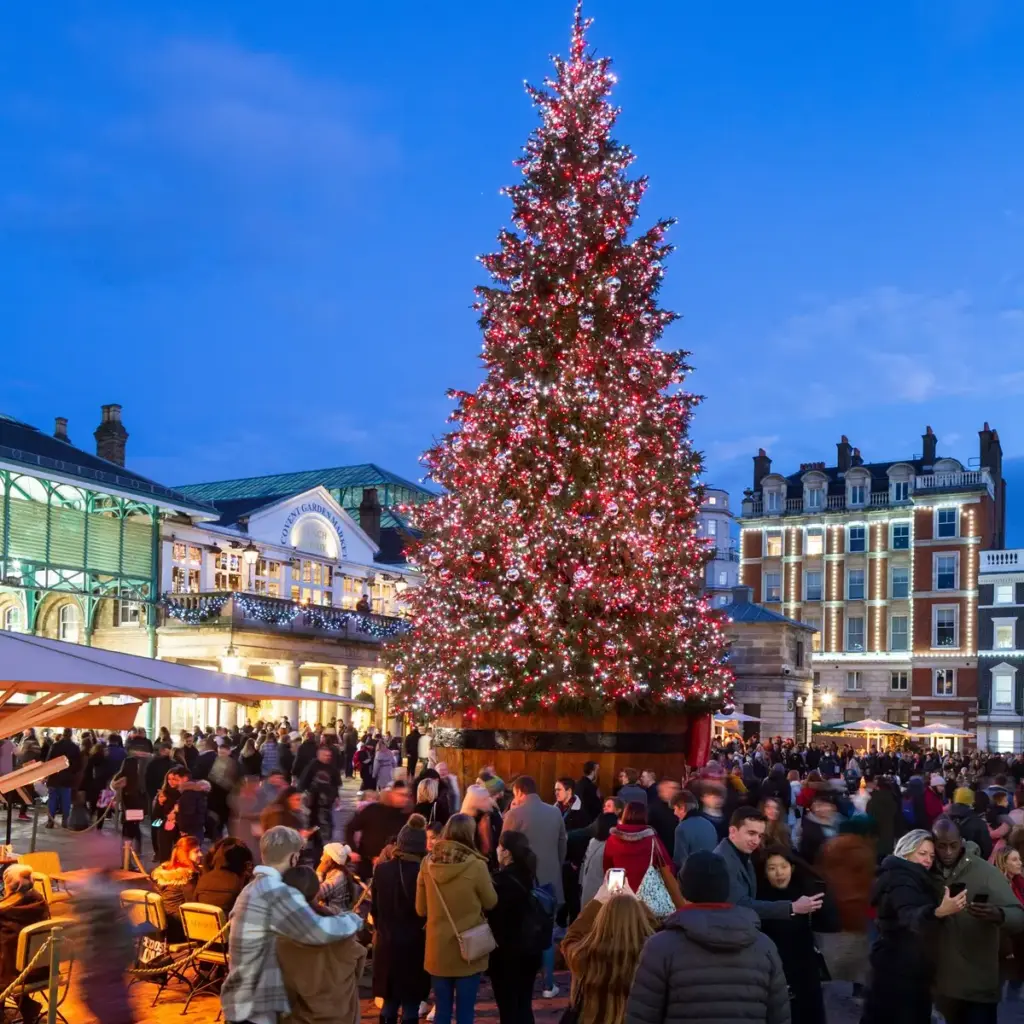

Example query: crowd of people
[6,721,1024,1023]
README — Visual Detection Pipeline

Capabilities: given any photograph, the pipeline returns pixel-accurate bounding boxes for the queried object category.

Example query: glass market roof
[174,463,433,504]
[0,414,217,516]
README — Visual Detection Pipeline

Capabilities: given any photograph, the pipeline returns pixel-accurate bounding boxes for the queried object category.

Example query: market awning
[841,719,905,734]
[908,723,974,739]
[714,712,762,724]
[0,632,374,736]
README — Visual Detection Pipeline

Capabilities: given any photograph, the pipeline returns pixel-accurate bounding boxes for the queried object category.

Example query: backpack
[515,878,555,954]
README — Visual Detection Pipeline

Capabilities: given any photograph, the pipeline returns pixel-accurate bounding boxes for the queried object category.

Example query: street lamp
[821,692,834,707]
[242,542,259,566]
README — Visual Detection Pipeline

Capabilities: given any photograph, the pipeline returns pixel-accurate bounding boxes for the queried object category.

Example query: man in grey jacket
[626,851,791,1024]
[713,807,822,921]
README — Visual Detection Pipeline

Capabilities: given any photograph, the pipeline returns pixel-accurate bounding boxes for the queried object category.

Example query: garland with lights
[232,594,300,626]
[162,594,231,624]
[385,4,732,718]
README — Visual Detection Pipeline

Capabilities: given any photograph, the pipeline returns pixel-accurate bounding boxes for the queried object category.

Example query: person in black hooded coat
[756,845,827,1024]
[861,829,965,1024]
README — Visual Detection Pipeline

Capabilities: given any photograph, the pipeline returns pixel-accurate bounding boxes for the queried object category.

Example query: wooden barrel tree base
[432,706,711,793]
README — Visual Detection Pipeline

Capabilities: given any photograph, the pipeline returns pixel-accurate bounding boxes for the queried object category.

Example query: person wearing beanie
[315,843,354,915]
[924,774,947,824]
[626,851,790,1024]
[371,813,430,1024]
[461,783,504,870]
[948,787,993,860]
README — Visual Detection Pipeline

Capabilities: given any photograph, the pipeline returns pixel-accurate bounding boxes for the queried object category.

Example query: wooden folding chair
[29,872,72,915]
[178,902,229,1018]
[119,888,191,1006]
[8,919,74,1024]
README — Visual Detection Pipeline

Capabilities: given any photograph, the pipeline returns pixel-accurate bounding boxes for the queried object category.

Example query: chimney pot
[53,417,69,443]
[921,426,937,466]
[836,436,853,473]
[753,449,772,492]
[94,404,128,467]
[358,487,382,546]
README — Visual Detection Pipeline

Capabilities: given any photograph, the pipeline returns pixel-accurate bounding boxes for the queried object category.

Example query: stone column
[336,665,352,727]
[274,661,301,729]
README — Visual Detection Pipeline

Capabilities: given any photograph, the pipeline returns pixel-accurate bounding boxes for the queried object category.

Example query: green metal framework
[0,468,160,648]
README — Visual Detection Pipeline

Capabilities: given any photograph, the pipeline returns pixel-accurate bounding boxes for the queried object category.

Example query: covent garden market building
[0,405,423,736]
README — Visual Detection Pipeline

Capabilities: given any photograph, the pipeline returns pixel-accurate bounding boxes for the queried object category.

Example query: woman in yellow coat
[416,813,498,1024]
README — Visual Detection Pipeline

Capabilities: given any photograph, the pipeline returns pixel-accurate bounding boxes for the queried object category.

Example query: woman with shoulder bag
[415,813,498,1024]
[602,802,682,919]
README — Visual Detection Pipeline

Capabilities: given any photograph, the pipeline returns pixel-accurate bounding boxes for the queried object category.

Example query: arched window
[58,603,80,643]
[1,606,20,632]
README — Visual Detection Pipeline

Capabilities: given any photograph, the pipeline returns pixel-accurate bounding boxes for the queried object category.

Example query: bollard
[30,799,40,853]
[46,927,61,1024]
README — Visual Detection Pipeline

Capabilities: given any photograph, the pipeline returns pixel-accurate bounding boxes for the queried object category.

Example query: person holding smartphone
[931,816,1024,1022]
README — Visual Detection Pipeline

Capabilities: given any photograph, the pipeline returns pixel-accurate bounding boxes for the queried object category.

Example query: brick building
[739,425,1005,732]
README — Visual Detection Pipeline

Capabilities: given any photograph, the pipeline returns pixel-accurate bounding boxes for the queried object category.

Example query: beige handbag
[428,867,496,962]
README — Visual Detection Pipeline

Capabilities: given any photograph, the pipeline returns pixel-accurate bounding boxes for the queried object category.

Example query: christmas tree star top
[385,4,732,718]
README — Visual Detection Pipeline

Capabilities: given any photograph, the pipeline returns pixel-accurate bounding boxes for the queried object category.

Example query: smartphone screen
[608,868,626,892]
[949,882,967,897]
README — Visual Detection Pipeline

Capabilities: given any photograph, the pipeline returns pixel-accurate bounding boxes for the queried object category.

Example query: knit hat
[461,784,495,816]
[397,815,427,856]
[681,850,730,904]
[322,843,351,866]
[930,774,945,788]
[954,787,975,806]
[478,772,505,799]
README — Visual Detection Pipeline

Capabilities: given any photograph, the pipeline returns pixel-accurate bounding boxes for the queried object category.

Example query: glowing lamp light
[242,542,260,566]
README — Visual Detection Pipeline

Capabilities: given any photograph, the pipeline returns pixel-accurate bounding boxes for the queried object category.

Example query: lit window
[934,668,956,696]
[890,670,909,691]
[935,554,958,591]
[848,485,866,506]
[805,530,823,556]
[707,496,717,505]
[893,481,910,502]
[848,526,866,553]
[994,672,1014,709]
[254,558,282,598]
[806,488,823,509]
[291,561,335,607]
[706,519,718,538]
[1,606,21,632]
[171,543,202,594]
[936,508,957,538]
[891,567,910,599]
[892,523,910,550]
[888,709,911,726]
[847,569,865,600]
[765,532,783,557]
[846,671,862,692]
[997,729,1015,753]
[996,584,1014,605]
[215,552,244,592]
[996,624,1015,650]
[890,616,908,652]
[805,571,822,602]
[935,608,957,648]
[805,618,821,652]
[717,571,727,586]
[765,572,781,602]
[847,616,865,652]
[58,604,80,643]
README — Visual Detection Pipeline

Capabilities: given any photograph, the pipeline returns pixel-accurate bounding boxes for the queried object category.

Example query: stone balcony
[160,591,409,642]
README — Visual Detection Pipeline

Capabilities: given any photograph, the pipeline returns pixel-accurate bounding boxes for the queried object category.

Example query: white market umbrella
[908,724,974,739]
[714,712,762,724]
[0,631,373,736]
[841,719,904,734]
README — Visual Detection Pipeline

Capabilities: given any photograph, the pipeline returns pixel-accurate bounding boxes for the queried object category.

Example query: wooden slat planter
[432,708,712,793]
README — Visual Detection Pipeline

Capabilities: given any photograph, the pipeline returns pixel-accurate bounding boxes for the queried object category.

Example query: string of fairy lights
[384,5,732,716]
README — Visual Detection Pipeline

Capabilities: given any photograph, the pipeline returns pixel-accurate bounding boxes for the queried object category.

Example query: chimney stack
[851,447,864,467]
[921,425,937,467]
[836,436,852,473]
[94,404,128,467]
[53,417,70,444]
[980,422,1006,548]
[358,487,382,546]
[753,448,772,491]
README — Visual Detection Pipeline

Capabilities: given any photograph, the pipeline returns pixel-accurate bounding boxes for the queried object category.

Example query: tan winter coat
[415,839,497,978]
[278,932,367,1024]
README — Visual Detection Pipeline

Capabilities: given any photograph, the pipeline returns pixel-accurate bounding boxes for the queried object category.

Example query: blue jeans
[431,974,481,1024]
[47,787,70,821]
[542,945,555,989]
[381,997,421,1023]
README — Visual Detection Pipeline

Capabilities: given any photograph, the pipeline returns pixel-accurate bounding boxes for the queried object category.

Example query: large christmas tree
[388,5,731,718]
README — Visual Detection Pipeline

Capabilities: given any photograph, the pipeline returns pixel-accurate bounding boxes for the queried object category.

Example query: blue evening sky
[2,2,1024,541]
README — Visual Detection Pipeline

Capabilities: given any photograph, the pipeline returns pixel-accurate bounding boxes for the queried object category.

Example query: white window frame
[847,615,865,652]
[933,552,959,592]
[933,604,959,649]
[891,522,910,551]
[890,614,909,652]
[717,570,728,586]
[847,568,866,601]
[805,487,823,510]
[992,664,1016,709]
[805,570,823,602]
[58,603,80,643]
[254,558,283,598]
[935,506,958,539]
[996,583,1015,605]
[848,483,867,507]
[845,670,862,692]
[892,480,910,503]
[1,606,21,632]
[765,490,782,513]
[891,566,910,599]
[890,670,909,692]
[290,559,335,607]
[115,590,144,627]
[933,667,957,697]
[706,518,718,538]
[764,530,783,558]
[805,617,821,652]
[993,617,1017,651]
[804,529,824,557]
[214,551,244,592]
[171,542,203,594]
[764,572,782,602]
[847,525,866,553]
